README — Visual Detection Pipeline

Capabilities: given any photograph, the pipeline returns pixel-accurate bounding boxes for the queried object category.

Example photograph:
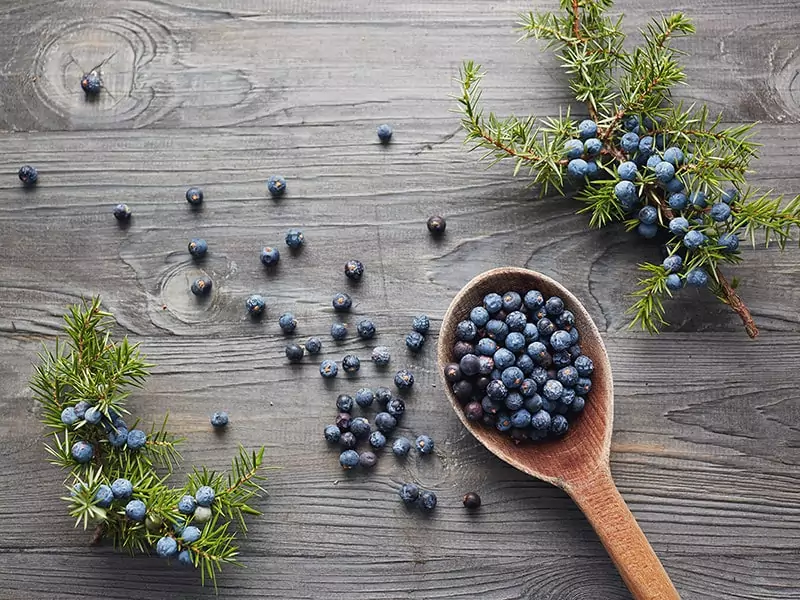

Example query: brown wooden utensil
[438,267,680,600]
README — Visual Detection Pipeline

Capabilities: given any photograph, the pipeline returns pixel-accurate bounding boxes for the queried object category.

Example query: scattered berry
[210,411,229,428]
[305,337,322,354]
[324,424,341,443]
[285,344,304,362]
[427,215,446,235]
[371,346,391,365]
[374,412,397,433]
[339,449,360,470]
[260,246,280,267]
[406,331,425,352]
[344,259,364,281]
[399,483,420,504]
[356,318,376,339]
[359,451,378,468]
[188,238,208,258]
[415,435,434,454]
[339,431,357,449]
[377,124,393,142]
[418,491,437,511]
[355,388,374,408]
[278,312,297,334]
[330,322,348,340]
[392,437,412,456]
[185,187,203,206]
[113,203,132,221]
[320,359,338,378]
[462,492,482,509]
[386,398,405,418]
[267,175,286,197]
[394,369,414,389]
[350,417,371,438]
[80,71,102,95]
[369,431,386,449]
[191,277,212,296]
[285,229,304,249]
[246,294,266,317]
[332,292,352,312]
[336,394,354,412]
[412,314,431,334]
[342,354,361,373]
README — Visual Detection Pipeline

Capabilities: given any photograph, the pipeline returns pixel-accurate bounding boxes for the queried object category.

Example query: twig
[90,523,105,545]
[716,268,759,338]
[570,0,583,40]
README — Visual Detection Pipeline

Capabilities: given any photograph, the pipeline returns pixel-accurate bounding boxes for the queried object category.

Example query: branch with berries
[31,297,268,588]
[455,0,800,337]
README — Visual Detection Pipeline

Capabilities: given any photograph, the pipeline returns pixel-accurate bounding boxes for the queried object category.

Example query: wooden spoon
[438,267,680,600]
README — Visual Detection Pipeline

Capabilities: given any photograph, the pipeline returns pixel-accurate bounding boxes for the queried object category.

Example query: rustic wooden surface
[1,0,799,598]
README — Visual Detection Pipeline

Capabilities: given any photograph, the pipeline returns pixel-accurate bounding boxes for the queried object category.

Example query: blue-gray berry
[156,536,178,558]
[320,359,338,378]
[614,180,637,204]
[638,136,654,155]
[285,229,304,249]
[392,437,412,456]
[638,205,658,225]
[191,277,212,296]
[721,188,739,204]
[125,499,147,522]
[406,331,425,352]
[278,312,297,333]
[689,191,707,208]
[108,428,128,448]
[686,268,709,287]
[61,407,78,426]
[637,223,658,239]
[369,431,386,449]
[350,416,371,438]
[188,238,208,258]
[332,292,352,312]
[419,491,437,511]
[665,274,682,291]
[267,175,286,197]
[260,246,280,266]
[412,314,431,334]
[339,449,359,470]
[617,161,638,181]
[668,193,688,211]
[195,486,215,507]
[324,424,341,443]
[356,318,376,339]
[178,494,197,515]
[415,435,434,454]
[342,354,361,373]
[71,441,94,463]
[655,161,675,183]
[550,414,569,436]
[112,478,133,500]
[394,369,414,389]
[178,550,193,566]
[246,294,266,317]
[377,124,393,142]
[399,483,420,504]
[127,429,147,450]
[669,217,689,236]
[719,232,739,252]
[663,147,684,165]
[375,412,397,433]
[664,177,685,194]
[564,139,584,159]
[18,165,39,185]
[710,202,731,222]
[371,346,391,365]
[683,230,706,250]
[584,137,602,156]
[567,158,589,179]
[94,484,114,508]
[530,409,552,430]
[578,119,598,139]
[305,337,322,354]
[210,411,229,428]
[113,203,132,221]
[181,526,202,544]
[543,379,564,401]
[285,344,304,362]
[330,322,348,340]
[344,259,364,281]
[80,71,102,94]
[662,255,683,273]
[620,132,640,154]
[185,187,203,206]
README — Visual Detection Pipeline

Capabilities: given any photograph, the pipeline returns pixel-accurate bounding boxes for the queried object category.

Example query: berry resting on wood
[455,0,800,337]
[30,297,269,588]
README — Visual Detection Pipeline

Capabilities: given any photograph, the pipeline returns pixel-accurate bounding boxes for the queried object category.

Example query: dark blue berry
[721,188,739,204]
[515,353,534,376]
[550,414,569,436]
[355,388,374,408]
[683,230,705,250]
[483,293,503,314]
[342,354,361,373]
[719,232,739,252]
[511,408,532,428]
[550,330,572,351]
[324,425,341,443]
[453,379,474,401]
[571,396,586,413]
[245,294,265,317]
[530,409,551,430]
[459,354,480,377]
[267,175,286,197]
[492,348,515,370]
[375,412,397,433]
[617,161,638,181]
[486,379,508,401]
[504,332,526,353]
[339,450,359,469]
[210,411,229,428]
[519,378,537,397]
[305,337,322,354]
[564,139,584,159]
[521,323,540,343]
[482,396,502,415]
[113,203,131,221]
[456,320,478,341]
[339,431,357,449]
[344,259,364,281]
[399,483,419,504]
[567,158,589,179]
[386,398,405,418]
[668,193,688,211]
[336,394,354,412]
[279,312,297,333]
[377,123,393,142]
[526,341,548,363]
[375,387,393,406]
[260,246,280,266]
[523,290,544,310]
[620,132,640,154]
[285,229,304,249]
[188,238,208,258]
[584,138,602,156]
[537,318,556,337]
[543,379,564,401]
[495,413,512,432]
[501,291,522,313]
[666,274,682,290]
[320,359,338,378]
[191,277,212,296]
[415,435,434,454]
[689,191,707,209]
[427,215,446,234]
[574,355,594,376]
[574,377,592,395]
[393,437,412,456]
[710,202,731,222]
[485,319,509,342]
[523,393,543,413]
[81,71,102,95]
[419,491,437,511]
[557,366,579,387]
[330,322,348,340]
[350,417,371,438]
[285,344,304,362]
[638,223,659,239]
[662,255,682,273]
[412,314,431,334]
[504,392,524,411]
[501,367,524,389]
[394,369,414,389]
[505,311,527,332]
[470,307,490,327]
[332,292,352,312]
[686,268,709,287]
[185,187,203,206]
[638,205,658,225]
[444,363,462,382]
[560,388,576,405]
[578,119,598,139]
[475,337,497,356]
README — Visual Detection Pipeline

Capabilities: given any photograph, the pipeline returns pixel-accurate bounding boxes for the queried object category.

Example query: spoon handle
[567,467,680,600]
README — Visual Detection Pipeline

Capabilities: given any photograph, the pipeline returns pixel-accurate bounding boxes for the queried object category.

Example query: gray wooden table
[1,1,799,598]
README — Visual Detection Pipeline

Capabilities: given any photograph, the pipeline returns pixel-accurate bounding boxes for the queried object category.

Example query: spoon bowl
[438,267,679,600]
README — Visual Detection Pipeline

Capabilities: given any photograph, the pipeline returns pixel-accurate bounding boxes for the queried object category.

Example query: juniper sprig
[31,297,268,588]
[455,0,800,337]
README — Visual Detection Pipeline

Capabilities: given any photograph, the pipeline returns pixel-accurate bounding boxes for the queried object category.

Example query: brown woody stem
[716,268,759,338]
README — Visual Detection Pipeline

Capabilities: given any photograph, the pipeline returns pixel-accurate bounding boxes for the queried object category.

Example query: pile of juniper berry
[446,289,593,441]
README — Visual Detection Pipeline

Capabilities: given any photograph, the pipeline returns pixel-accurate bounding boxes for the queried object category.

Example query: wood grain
[0,0,799,598]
